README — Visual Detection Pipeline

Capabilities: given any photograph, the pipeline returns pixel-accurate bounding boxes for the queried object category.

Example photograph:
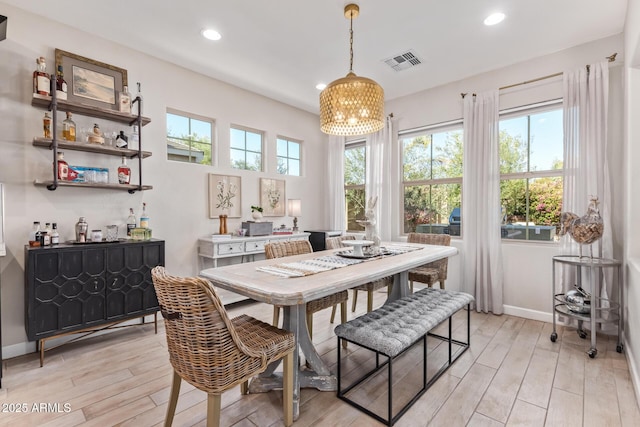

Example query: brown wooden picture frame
[55,48,128,111]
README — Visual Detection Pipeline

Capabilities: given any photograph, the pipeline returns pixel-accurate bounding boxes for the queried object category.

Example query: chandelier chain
[349,11,354,73]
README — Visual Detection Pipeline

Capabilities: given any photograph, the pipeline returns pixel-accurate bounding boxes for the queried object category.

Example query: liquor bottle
[135,82,143,115]
[51,223,60,245]
[57,151,69,180]
[115,130,128,148]
[118,85,131,113]
[43,112,52,139]
[62,112,76,141]
[43,223,52,246]
[29,221,41,245]
[56,65,67,100]
[118,155,131,184]
[33,57,50,96]
[126,208,136,237]
[140,202,149,229]
[35,222,43,246]
[130,124,139,149]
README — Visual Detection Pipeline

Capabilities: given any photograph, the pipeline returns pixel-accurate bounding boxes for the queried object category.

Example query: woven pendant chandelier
[320,3,384,136]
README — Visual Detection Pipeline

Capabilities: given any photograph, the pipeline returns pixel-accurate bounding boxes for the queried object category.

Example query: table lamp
[288,199,301,231]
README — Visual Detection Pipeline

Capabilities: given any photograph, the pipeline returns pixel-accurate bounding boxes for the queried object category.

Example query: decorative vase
[252,211,263,222]
[219,214,228,234]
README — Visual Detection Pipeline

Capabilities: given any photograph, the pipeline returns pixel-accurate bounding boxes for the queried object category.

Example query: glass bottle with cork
[126,208,137,237]
[119,85,131,113]
[33,57,50,96]
[118,155,131,184]
[55,65,67,100]
[43,112,52,139]
[57,151,69,180]
[62,112,76,141]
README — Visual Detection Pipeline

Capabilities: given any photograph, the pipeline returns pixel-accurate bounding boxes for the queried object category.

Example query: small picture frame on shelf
[55,48,128,112]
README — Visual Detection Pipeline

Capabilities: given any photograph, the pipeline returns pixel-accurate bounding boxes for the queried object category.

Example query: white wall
[386,33,625,320]
[0,3,327,356]
[624,0,640,407]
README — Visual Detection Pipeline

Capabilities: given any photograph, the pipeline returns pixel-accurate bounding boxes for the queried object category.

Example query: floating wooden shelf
[34,180,153,192]
[32,95,151,126]
[33,138,152,159]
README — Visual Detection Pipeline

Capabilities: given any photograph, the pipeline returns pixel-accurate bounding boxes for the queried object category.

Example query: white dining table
[200,242,458,419]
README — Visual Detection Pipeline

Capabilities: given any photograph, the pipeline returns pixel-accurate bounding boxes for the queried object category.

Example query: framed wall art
[208,174,242,218]
[55,48,128,111]
[260,178,286,216]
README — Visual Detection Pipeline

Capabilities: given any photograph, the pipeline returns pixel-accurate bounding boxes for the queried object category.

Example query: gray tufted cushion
[334,288,474,357]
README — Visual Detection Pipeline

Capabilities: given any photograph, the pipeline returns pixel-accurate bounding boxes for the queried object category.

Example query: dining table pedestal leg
[248,303,337,420]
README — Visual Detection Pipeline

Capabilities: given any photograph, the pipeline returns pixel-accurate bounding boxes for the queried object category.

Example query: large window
[277,137,301,176]
[166,110,213,164]
[401,126,463,235]
[344,142,366,231]
[499,104,563,241]
[230,126,263,171]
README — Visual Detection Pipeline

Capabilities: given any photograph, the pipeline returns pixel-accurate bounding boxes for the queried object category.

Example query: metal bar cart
[551,255,623,358]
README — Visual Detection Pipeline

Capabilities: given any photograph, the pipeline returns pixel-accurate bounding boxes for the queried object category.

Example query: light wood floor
[1,287,639,427]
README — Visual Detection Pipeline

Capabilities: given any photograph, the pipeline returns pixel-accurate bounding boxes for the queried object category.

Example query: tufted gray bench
[334,287,474,426]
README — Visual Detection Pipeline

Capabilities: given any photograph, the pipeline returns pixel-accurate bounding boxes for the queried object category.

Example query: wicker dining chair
[151,266,295,427]
[407,232,451,292]
[265,240,348,341]
[325,235,392,312]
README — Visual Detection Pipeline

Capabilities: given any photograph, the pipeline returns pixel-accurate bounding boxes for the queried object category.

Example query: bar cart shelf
[551,255,623,358]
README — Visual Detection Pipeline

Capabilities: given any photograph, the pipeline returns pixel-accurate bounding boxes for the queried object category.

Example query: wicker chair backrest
[406,233,451,280]
[325,235,356,250]
[264,240,313,259]
[151,266,266,393]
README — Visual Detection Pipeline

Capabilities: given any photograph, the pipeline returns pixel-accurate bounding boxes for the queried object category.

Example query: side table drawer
[217,242,244,255]
[245,240,267,253]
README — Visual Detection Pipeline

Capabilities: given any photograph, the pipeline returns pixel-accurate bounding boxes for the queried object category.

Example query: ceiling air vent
[384,50,422,72]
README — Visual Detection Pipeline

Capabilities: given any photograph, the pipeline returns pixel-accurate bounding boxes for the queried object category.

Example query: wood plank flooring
[1,286,639,426]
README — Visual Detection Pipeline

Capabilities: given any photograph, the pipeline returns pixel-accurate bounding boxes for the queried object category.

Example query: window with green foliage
[401,126,463,235]
[499,105,563,241]
[230,126,263,171]
[166,110,213,164]
[277,137,301,176]
[344,142,366,232]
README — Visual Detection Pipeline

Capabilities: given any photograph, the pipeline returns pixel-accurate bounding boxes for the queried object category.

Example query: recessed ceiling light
[484,12,505,26]
[202,29,222,41]
[316,83,327,90]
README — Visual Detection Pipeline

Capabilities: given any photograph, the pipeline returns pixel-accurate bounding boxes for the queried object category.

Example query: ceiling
[5,0,628,114]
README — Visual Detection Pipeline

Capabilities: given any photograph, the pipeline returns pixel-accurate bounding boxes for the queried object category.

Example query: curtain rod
[461,52,617,98]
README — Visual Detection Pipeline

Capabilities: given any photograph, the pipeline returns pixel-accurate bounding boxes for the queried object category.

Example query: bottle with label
[127,208,137,237]
[115,131,128,148]
[33,57,50,96]
[35,223,43,246]
[57,151,69,180]
[43,112,52,139]
[56,65,67,100]
[62,112,76,141]
[119,85,132,113]
[140,202,149,229]
[118,155,131,184]
[51,223,60,245]
[75,216,88,243]
[130,124,139,150]
[135,82,143,115]
[43,223,52,246]
[29,221,41,246]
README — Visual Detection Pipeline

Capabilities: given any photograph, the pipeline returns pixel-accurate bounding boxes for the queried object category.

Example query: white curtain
[462,91,504,314]
[327,135,346,231]
[561,62,613,299]
[365,116,394,242]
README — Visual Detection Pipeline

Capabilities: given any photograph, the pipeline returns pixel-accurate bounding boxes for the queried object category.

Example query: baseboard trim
[624,338,640,411]
[503,305,553,323]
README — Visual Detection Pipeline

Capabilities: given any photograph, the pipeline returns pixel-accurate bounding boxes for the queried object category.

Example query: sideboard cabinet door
[106,241,164,319]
